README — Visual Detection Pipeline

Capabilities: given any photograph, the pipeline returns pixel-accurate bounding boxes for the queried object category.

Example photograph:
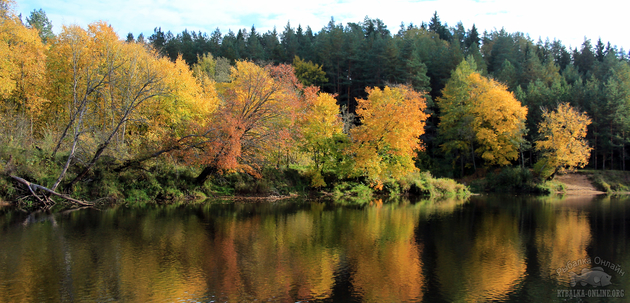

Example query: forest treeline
[1,0,628,204]
[134,12,630,176]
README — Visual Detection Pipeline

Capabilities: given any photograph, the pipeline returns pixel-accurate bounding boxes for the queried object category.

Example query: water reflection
[434,206,526,302]
[535,206,592,283]
[0,195,628,302]
[347,201,424,302]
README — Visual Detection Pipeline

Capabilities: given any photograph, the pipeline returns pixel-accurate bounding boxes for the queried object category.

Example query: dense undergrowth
[10,139,630,210]
[468,167,564,194]
[1,143,471,208]
[469,166,630,195]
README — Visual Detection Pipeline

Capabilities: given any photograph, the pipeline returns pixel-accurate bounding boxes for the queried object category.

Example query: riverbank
[1,153,469,208]
[554,173,606,195]
[467,167,630,196]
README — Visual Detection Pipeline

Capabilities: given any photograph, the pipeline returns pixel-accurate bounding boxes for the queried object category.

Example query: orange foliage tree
[190,61,303,184]
[534,103,592,179]
[350,85,429,188]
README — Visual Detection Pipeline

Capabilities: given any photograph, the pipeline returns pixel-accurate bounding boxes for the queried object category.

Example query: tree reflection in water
[0,195,628,302]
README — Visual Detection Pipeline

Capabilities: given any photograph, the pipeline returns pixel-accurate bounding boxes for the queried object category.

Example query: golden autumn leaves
[185,60,430,188]
[351,86,429,189]
[1,1,595,192]
[438,58,528,168]
[535,103,592,178]
[297,84,430,189]
[438,58,592,177]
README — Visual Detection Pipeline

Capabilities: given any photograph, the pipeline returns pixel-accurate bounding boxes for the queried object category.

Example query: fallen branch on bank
[10,175,93,206]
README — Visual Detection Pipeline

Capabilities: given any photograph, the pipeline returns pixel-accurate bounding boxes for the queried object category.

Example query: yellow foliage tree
[438,58,527,172]
[292,56,328,87]
[298,86,344,187]
[0,0,47,135]
[42,21,217,189]
[535,103,592,179]
[350,85,429,189]
[467,73,528,166]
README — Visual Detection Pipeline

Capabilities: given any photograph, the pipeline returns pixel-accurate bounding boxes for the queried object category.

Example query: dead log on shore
[10,175,93,206]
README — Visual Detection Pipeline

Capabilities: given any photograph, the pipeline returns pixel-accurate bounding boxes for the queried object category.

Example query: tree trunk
[51,136,78,192]
[591,123,597,170]
[11,175,93,206]
[460,151,464,178]
[470,141,477,172]
[611,120,614,170]
[195,166,217,186]
[520,143,525,169]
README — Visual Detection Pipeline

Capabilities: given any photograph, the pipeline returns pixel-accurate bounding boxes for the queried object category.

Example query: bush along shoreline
[0,144,470,208]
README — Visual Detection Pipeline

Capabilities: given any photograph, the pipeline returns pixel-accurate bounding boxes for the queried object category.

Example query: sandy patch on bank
[554,173,606,195]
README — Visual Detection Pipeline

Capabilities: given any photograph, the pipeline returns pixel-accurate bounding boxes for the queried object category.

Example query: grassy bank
[330,171,470,204]
[467,167,568,195]
[467,167,630,195]
[1,145,469,207]
[583,169,630,194]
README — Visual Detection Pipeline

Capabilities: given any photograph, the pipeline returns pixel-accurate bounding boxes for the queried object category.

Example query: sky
[16,0,630,52]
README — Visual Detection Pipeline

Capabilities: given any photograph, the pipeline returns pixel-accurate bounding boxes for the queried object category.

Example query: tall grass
[396,171,470,197]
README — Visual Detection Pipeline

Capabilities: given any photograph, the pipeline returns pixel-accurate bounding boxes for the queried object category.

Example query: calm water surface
[0,195,628,302]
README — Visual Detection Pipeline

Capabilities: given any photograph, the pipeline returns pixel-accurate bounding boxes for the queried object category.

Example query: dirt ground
[554,173,606,195]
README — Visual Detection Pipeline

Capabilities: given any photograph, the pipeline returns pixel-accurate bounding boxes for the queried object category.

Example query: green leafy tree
[464,24,480,49]
[246,26,264,61]
[148,27,166,53]
[292,56,328,87]
[281,22,298,62]
[428,11,451,42]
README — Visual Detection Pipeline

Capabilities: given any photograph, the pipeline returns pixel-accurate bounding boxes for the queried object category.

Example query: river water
[0,195,628,302]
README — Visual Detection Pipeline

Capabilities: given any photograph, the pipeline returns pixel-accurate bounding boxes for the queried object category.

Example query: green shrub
[331,182,374,204]
[397,171,469,197]
[536,180,566,194]
[484,167,535,193]
[125,189,151,204]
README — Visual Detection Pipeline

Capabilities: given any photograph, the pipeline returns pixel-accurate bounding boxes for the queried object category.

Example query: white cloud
[17,0,630,52]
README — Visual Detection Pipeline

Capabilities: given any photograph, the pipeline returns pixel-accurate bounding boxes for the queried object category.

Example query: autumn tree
[0,0,47,138]
[534,103,592,179]
[350,85,429,188]
[298,86,344,187]
[44,22,216,192]
[191,61,302,184]
[438,58,527,174]
[468,73,528,166]
[191,53,216,80]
